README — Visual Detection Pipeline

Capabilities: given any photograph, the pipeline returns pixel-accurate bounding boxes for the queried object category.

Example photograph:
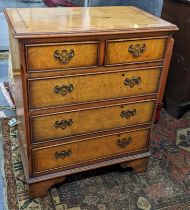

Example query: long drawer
[26,41,99,72]
[31,100,155,143]
[105,38,167,66]
[32,128,149,173]
[29,68,161,110]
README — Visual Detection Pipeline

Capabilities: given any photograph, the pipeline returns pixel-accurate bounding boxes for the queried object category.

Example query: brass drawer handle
[128,43,146,58]
[117,137,132,148]
[54,84,74,96]
[120,109,136,119]
[124,76,141,88]
[54,149,72,159]
[54,49,75,64]
[54,119,73,130]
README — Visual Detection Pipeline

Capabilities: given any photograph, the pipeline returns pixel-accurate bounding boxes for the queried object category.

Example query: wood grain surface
[31,100,155,142]
[4,7,177,38]
[26,42,99,71]
[29,68,161,109]
[106,38,167,65]
[9,30,30,160]
[32,128,149,173]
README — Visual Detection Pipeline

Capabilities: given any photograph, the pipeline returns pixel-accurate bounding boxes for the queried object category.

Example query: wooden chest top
[4,6,177,38]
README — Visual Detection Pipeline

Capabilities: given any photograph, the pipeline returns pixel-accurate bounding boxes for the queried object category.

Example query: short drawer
[105,38,167,66]
[26,41,99,72]
[29,68,161,109]
[32,128,149,173]
[31,100,155,143]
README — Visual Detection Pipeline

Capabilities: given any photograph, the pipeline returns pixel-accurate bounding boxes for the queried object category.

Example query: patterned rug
[0,82,15,118]
[1,109,190,210]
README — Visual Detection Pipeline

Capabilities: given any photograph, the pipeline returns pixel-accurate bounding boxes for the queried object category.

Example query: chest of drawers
[5,6,177,198]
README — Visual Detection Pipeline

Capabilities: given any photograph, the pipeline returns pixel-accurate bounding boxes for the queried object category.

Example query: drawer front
[29,68,161,109]
[32,128,149,173]
[105,38,167,65]
[31,100,155,143]
[26,42,99,72]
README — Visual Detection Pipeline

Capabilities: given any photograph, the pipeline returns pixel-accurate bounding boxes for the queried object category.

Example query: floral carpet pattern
[1,109,190,210]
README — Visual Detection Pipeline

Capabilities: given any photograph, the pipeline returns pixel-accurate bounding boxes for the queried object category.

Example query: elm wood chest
[5,6,177,198]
